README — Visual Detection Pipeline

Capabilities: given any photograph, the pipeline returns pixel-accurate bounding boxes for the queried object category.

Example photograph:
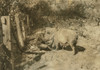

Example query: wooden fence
[0,14,30,70]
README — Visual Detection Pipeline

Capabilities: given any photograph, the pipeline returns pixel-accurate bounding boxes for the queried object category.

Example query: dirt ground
[19,20,100,70]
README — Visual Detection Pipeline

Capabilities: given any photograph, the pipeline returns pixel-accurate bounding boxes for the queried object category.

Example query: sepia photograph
[0,0,100,70]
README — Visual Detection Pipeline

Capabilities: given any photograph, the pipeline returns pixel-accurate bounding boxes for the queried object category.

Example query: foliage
[0,0,13,16]
[0,0,87,29]
[18,1,87,29]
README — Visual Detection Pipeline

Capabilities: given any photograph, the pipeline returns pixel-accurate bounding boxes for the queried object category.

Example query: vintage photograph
[0,0,100,70]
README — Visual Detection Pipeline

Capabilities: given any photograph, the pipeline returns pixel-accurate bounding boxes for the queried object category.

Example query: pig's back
[54,28,77,44]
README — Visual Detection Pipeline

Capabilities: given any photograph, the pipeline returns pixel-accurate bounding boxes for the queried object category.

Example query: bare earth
[21,23,100,70]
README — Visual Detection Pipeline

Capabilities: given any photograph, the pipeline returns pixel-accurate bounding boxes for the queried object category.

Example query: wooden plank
[1,16,11,51]
[1,16,14,70]
[27,15,30,35]
[22,21,26,41]
[15,13,24,48]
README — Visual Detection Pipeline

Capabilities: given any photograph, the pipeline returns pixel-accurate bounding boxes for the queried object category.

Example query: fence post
[27,15,30,35]
[15,13,24,48]
[22,20,26,41]
[1,16,15,70]
[1,16,11,51]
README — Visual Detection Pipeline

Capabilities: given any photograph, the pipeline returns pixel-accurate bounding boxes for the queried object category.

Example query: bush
[0,0,13,16]
[18,0,87,29]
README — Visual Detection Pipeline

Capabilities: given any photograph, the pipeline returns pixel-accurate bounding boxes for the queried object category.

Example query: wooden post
[26,15,30,35]
[15,13,24,48]
[1,16,15,70]
[1,16,11,51]
[22,20,26,41]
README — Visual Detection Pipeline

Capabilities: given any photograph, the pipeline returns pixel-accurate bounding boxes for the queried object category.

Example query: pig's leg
[51,40,58,50]
[59,42,64,49]
[64,42,69,49]
[70,43,76,55]
[52,42,55,49]
[55,42,59,50]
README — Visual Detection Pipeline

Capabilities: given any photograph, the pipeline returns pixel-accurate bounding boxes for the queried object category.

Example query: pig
[43,27,56,42]
[52,28,78,54]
